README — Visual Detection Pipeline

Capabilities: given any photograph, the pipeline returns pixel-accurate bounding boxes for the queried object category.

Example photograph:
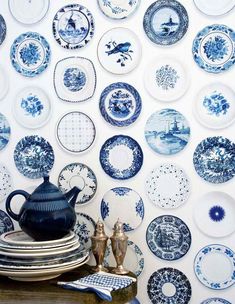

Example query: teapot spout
[65,187,81,209]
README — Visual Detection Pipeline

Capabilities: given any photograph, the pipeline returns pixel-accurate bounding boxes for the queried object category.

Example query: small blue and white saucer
[0,15,6,45]
[97,0,140,19]
[201,298,232,304]
[0,210,14,235]
[73,212,95,249]
[0,164,12,202]
[0,113,10,151]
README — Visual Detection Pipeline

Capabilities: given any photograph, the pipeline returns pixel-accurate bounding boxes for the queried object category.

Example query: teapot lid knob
[43,175,50,183]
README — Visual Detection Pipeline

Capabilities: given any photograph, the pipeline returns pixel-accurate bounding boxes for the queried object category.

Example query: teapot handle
[6,190,30,222]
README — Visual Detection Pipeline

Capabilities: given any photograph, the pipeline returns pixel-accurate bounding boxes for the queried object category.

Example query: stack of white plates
[0,230,90,281]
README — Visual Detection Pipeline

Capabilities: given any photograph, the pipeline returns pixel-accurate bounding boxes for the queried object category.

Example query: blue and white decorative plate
[0,66,9,100]
[97,27,142,74]
[201,298,232,304]
[194,244,235,290]
[194,191,235,238]
[145,109,190,155]
[14,135,54,179]
[52,4,95,49]
[146,215,191,261]
[13,87,51,129]
[146,164,190,209]
[58,163,97,205]
[0,15,6,45]
[143,0,189,46]
[0,210,14,235]
[147,268,191,304]
[194,83,235,129]
[194,0,235,16]
[0,164,12,202]
[99,135,143,180]
[9,0,50,24]
[193,136,235,183]
[10,32,51,77]
[97,0,140,19]
[73,212,95,249]
[104,240,144,277]
[192,24,235,73]
[56,112,96,154]
[101,187,144,232]
[99,82,142,127]
[0,113,10,151]
[144,57,189,102]
[54,57,96,103]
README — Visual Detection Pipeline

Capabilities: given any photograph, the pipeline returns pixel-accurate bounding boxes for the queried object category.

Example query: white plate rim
[193,0,235,16]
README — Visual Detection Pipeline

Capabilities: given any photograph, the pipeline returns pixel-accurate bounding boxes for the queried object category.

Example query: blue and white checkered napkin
[57,272,136,301]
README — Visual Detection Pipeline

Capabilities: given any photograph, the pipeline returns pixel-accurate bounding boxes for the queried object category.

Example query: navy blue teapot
[6,176,80,241]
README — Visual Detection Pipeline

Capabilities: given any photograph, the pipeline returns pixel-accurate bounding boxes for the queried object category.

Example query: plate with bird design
[97,27,142,74]
[97,0,140,19]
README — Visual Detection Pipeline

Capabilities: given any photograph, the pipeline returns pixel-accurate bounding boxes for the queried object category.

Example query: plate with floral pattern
[0,66,9,101]
[0,164,12,202]
[99,135,143,180]
[14,135,54,179]
[0,113,10,151]
[10,32,51,77]
[201,298,232,304]
[98,0,140,19]
[13,87,51,129]
[192,24,235,73]
[193,136,235,183]
[0,210,14,235]
[99,82,142,127]
[58,163,97,205]
[52,4,95,49]
[101,187,144,232]
[194,0,235,16]
[73,212,95,249]
[0,15,6,45]
[54,57,96,103]
[194,244,235,290]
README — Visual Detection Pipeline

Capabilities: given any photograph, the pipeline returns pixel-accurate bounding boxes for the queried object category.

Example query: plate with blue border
[194,244,235,290]
[146,215,191,261]
[52,4,95,49]
[147,268,191,304]
[97,0,140,19]
[143,0,189,46]
[10,32,51,77]
[0,113,10,151]
[14,135,54,179]
[0,15,6,45]
[101,187,144,232]
[201,298,232,304]
[73,212,95,250]
[99,82,142,127]
[192,24,235,74]
[0,210,14,235]
[194,0,235,16]
[193,136,235,184]
[99,135,143,180]
[0,164,12,202]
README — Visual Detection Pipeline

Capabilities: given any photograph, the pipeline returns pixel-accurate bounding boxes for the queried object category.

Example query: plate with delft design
[193,136,235,184]
[99,135,143,180]
[0,164,12,202]
[0,113,10,151]
[0,66,9,101]
[98,0,140,19]
[146,215,191,261]
[201,298,232,304]
[0,15,6,45]
[143,0,189,46]
[73,212,95,250]
[194,83,235,129]
[10,32,51,77]
[58,163,97,205]
[146,163,190,209]
[13,87,51,129]
[194,0,235,16]
[145,109,190,155]
[98,27,142,75]
[14,135,54,179]
[0,210,14,236]
[56,112,96,154]
[194,244,235,290]
[9,0,50,24]
[192,24,235,74]
[99,82,142,127]
[54,57,96,103]
[101,187,144,232]
[194,191,235,238]
[147,268,192,304]
[52,4,94,49]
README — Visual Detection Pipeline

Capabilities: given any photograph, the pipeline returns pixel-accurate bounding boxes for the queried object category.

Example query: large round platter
[192,24,235,74]
[194,83,235,129]
[101,187,144,232]
[0,113,10,151]
[201,299,232,304]
[143,0,188,46]
[0,15,6,45]
[0,210,14,235]
[99,135,143,180]
[146,163,190,209]
[14,135,54,179]
[145,108,190,155]
[98,0,140,19]
[194,244,235,289]
[0,164,12,202]
[0,66,9,100]
[52,4,94,49]
[194,0,235,16]
[146,215,191,261]
[73,212,95,250]
[56,112,96,154]
[194,191,235,238]
[10,32,51,77]
[99,82,142,127]
[9,0,50,24]
[147,268,192,304]
[193,136,235,184]
[13,87,51,129]
[97,27,142,75]
[58,163,97,205]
